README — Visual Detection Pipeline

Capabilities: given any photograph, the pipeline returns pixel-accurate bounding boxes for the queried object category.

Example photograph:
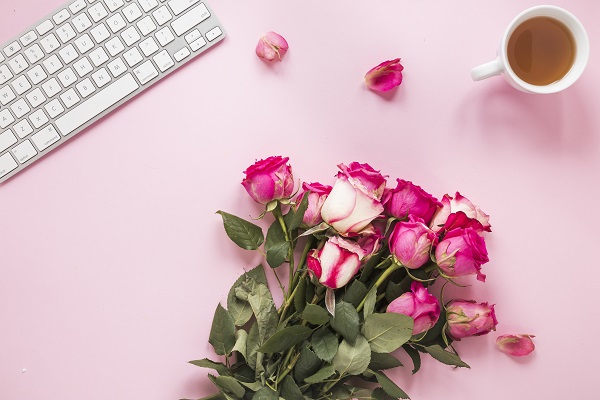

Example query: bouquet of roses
[188,156,499,400]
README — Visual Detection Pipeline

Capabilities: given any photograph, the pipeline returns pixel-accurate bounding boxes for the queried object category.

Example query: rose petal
[496,334,535,357]
[365,58,404,92]
[256,31,289,62]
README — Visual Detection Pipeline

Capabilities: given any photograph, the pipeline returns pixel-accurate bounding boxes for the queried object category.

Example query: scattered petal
[256,31,289,62]
[365,58,404,92]
[496,334,536,357]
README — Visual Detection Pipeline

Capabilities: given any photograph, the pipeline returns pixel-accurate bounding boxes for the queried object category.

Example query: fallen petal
[496,334,536,357]
[365,58,404,92]
[256,31,289,62]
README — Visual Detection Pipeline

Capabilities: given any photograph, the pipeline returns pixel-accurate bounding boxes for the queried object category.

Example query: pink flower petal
[256,31,289,62]
[365,58,404,92]
[496,334,536,357]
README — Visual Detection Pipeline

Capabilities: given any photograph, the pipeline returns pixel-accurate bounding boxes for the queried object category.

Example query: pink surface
[1,1,599,399]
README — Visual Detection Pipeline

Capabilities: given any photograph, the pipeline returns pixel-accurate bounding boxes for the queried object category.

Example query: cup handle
[471,58,503,81]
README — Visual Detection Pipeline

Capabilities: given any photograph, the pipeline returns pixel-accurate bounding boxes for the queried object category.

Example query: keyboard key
[72,13,93,33]
[0,65,13,85]
[0,129,17,152]
[76,78,96,98]
[27,65,48,85]
[89,47,109,67]
[168,0,198,15]
[190,36,206,51]
[69,0,87,14]
[133,60,158,84]
[121,26,141,46]
[32,124,61,151]
[0,53,4,63]
[206,26,222,41]
[26,88,46,108]
[173,47,190,62]
[41,77,62,97]
[43,54,64,74]
[58,67,78,87]
[14,119,34,138]
[104,0,124,12]
[123,47,143,66]
[73,57,93,77]
[107,13,127,33]
[59,43,79,64]
[89,3,109,22]
[92,68,112,87]
[137,16,157,36]
[107,57,127,77]
[0,85,16,105]
[57,23,77,43]
[0,153,18,178]
[56,73,139,136]
[91,23,111,43]
[153,50,174,72]
[24,44,45,63]
[139,0,158,13]
[45,99,66,118]
[53,9,71,25]
[30,109,50,129]
[60,88,81,108]
[4,41,22,58]
[11,75,32,95]
[140,37,159,56]
[123,3,143,22]
[153,6,172,26]
[8,54,28,74]
[0,109,15,128]
[155,27,175,46]
[12,140,37,164]
[74,34,94,53]
[171,3,210,36]
[36,20,54,36]
[40,34,61,53]
[20,31,38,46]
[184,29,200,44]
[11,98,31,118]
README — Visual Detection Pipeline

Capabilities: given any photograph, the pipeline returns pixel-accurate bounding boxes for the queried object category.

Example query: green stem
[276,351,301,384]
[273,204,295,296]
[356,260,402,312]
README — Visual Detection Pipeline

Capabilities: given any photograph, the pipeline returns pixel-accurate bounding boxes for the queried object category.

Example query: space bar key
[56,74,139,136]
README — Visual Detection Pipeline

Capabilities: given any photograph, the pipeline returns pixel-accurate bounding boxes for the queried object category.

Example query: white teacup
[471,5,589,94]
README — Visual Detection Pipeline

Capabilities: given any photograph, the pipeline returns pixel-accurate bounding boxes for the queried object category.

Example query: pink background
[1,1,599,399]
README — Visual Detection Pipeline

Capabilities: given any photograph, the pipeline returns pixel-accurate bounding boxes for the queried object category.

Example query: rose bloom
[383,179,441,225]
[446,300,498,340]
[496,334,535,357]
[255,31,289,62]
[321,162,386,235]
[388,217,436,269]
[356,225,383,261]
[430,192,491,233]
[435,228,489,282]
[241,156,294,204]
[387,281,440,335]
[295,182,332,227]
[307,236,366,289]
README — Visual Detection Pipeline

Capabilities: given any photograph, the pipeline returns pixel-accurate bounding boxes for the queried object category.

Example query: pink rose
[242,156,294,204]
[356,226,383,261]
[496,334,535,357]
[296,182,332,227]
[435,228,489,282]
[430,192,491,233]
[321,162,386,235]
[387,281,440,335]
[388,217,436,269]
[255,31,289,62]
[364,58,404,92]
[446,300,498,340]
[383,179,441,224]
[307,236,365,289]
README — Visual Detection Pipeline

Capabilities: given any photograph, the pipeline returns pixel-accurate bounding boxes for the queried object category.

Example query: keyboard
[0,0,225,184]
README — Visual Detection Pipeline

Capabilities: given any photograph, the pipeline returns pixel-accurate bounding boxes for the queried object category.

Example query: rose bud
[321,162,387,235]
[383,179,441,225]
[256,31,289,62]
[496,334,535,357]
[295,182,332,227]
[446,300,498,340]
[430,192,491,233]
[241,156,294,204]
[388,217,436,269]
[435,228,489,282]
[307,236,366,289]
[364,58,404,92]
[356,226,383,261]
[387,281,440,336]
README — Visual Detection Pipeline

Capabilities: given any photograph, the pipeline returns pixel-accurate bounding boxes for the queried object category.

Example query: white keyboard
[0,0,225,183]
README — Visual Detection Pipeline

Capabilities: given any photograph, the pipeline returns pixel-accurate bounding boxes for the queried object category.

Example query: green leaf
[302,304,329,325]
[252,387,279,400]
[232,329,248,359]
[280,375,304,400]
[293,346,322,382]
[257,325,312,353]
[363,313,413,353]
[372,387,397,400]
[368,352,403,371]
[424,344,470,368]
[293,276,307,314]
[265,220,288,268]
[208,374,245,398]
[373,371,410,399]
[403,345,421,374]
[217,211,264,250]
[209,304,236,356]
[332,335,371,376]
[191,394,227,400]
[331,301,360,343]
[247,284,278,345]
[311,328,339,362]
[284,191,309,231]
[189,359,230,376]
[363,286,377,320]
[343,280,368,308]
[246,323,260,372]
[304,364,335,384]
[227,265,268,327]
